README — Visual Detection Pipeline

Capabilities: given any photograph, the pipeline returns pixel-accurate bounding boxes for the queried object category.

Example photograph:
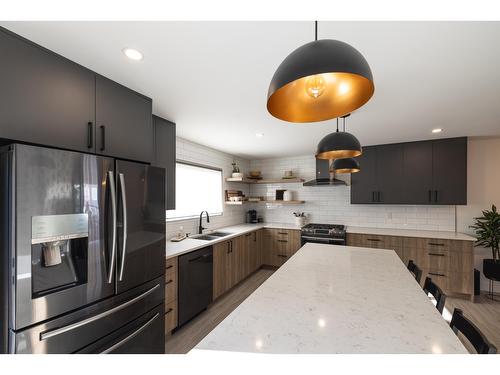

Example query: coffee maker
[246,210,258,224]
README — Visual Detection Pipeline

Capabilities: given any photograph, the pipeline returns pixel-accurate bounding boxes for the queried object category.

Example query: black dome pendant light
[316,114,362,159]
[333,157,360,174]
[267,21,374,123]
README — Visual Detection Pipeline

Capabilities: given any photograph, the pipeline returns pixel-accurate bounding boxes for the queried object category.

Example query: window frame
[166,159,224,222]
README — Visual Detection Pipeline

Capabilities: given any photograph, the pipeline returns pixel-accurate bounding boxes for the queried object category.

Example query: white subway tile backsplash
[248,154,456,231]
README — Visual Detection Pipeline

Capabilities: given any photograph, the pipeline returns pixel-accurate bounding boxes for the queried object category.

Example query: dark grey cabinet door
[153,115,176,210]
[96,76,153,163]
[432,137,467,205]
[376,144,404,204]
[351,146,377,204]
[0,29,95,152]
[402,141,433,204]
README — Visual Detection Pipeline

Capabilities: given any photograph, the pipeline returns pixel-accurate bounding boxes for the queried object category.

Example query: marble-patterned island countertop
[195,243,467,354]
[166,222,301,259]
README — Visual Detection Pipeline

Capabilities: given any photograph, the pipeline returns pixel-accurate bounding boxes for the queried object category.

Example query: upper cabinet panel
[95,76,153,163]
[432,137,467,205]
[0,29,95,152]
[351,138,467,205]
[153,115,176,210]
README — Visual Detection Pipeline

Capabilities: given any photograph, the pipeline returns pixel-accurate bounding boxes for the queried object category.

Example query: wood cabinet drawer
[164,300,178,333]
[165,257,178,278]
[165,274,177,304]
[348,233,402,249]
[421,269,473,296]
[403,237,464,253]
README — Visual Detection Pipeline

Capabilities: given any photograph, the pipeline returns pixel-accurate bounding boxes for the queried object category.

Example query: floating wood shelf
[225,200,305,205]
[225,177,305,184]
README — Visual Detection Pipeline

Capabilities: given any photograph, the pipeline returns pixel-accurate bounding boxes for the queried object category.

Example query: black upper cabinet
[350,146,377,204]
[153,115,176,210]
[376,143,404,204]
[432,138,467,205]
[402,141,433,204]
[351,137,467,205]
[0,28,154,163]
[0,29,95,152]
[96,76,153,163]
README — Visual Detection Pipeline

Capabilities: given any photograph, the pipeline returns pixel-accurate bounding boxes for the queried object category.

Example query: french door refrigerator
[0,144,166,353]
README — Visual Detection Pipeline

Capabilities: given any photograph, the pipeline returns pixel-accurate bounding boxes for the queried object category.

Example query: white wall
[457,137,500,290]
[248,155,456,230]
[166,137,250,239]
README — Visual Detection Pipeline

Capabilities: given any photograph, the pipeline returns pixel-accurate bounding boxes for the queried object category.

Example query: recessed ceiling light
[122,48,143,61]
[432,128,443,134]
[256,133,264,137]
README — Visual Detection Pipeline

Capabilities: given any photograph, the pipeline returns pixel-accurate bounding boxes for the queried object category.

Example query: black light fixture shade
[333,157,360,174]
[267,39,374,123]
[316,131,362,159]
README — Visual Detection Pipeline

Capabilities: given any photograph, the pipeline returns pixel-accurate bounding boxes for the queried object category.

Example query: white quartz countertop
[166,223,301,259]
[195,243,467,354]
[346,226,476,241]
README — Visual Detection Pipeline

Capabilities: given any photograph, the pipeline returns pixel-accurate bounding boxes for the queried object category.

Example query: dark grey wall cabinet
[351,137,467,205]
[0,27,153,163]
[96,76,153,163]
[0,28,95,152]
[153,115,176,210]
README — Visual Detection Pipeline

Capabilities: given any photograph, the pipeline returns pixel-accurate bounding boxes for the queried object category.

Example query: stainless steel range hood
[303,159,347,186]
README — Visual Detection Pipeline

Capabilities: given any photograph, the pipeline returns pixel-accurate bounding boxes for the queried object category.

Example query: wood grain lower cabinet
[213,240,233,300]
[262,229,301,267]
[346,232,474,297]
[165,257,178,333]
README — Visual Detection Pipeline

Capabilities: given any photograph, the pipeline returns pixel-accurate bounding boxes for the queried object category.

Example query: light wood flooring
[165,268,275,354]
[165,268,500,354]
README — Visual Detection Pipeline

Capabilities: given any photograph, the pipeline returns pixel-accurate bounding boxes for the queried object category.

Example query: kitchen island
[194,243,467,354]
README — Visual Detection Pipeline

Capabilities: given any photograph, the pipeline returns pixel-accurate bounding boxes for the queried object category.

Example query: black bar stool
[423,277,447,314]
[449,308,497,354]
[407,260,422,284]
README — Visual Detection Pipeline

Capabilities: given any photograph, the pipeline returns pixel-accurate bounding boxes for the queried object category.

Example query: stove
[301,223,346,245]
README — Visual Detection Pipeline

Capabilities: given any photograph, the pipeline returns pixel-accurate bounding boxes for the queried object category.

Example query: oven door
[301,236,346,246]
[11,145,116,330]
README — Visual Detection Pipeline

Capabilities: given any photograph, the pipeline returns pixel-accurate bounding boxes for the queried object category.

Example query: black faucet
[198,211,210,234]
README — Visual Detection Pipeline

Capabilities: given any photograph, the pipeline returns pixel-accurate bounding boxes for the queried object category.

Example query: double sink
[191,231,232,241]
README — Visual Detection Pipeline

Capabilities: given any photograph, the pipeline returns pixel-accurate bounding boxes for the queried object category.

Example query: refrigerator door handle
[107,171,118,284]
[99,312,160,354]
[118,173,128,281]
[39,283,160,341]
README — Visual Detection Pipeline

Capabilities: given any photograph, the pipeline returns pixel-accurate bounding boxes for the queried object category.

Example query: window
[166,161,223,221]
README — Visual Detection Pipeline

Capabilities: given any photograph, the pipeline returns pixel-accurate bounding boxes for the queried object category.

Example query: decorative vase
[283,190,292,201]
[483,258,500,281]
[295,216,306,227]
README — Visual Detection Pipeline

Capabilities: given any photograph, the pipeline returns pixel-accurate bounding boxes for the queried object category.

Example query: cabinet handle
[428,253,445,257]
[372,191,376,202]
[428,272,446,277]
[100,125,106,151]
[366,238,381,242]
[434,190,438,203]
[428,242,445,246]
[253,232,257,242]
[165,279,173,285]
[378,191,382,202]
[277,239,288,243]
[230,240,233,253]
[277,254,288,258]
[166,265,173,270]
[165,308,173,315]
[227,242,231,254]
[277,232,288,235]
[87,122,93,149]
[245,233,252,237]
[428,190,432,203]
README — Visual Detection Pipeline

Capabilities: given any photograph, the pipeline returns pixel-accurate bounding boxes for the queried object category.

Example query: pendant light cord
[336,118,339,132]
[314,21,318,41]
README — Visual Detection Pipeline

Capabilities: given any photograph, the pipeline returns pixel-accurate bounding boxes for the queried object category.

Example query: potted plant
[471,205,500,283]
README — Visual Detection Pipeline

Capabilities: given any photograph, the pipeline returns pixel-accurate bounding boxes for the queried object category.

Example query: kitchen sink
[209,232,231,237]
[193,235,219,241]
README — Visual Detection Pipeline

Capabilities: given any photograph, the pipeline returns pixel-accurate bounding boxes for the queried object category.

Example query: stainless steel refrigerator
[0,144,166,353]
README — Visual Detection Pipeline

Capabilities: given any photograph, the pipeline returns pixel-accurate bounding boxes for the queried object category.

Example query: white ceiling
[2,21,500,159]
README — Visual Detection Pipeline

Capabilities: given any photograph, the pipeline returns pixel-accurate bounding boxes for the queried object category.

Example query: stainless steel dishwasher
[178,246,213,327]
